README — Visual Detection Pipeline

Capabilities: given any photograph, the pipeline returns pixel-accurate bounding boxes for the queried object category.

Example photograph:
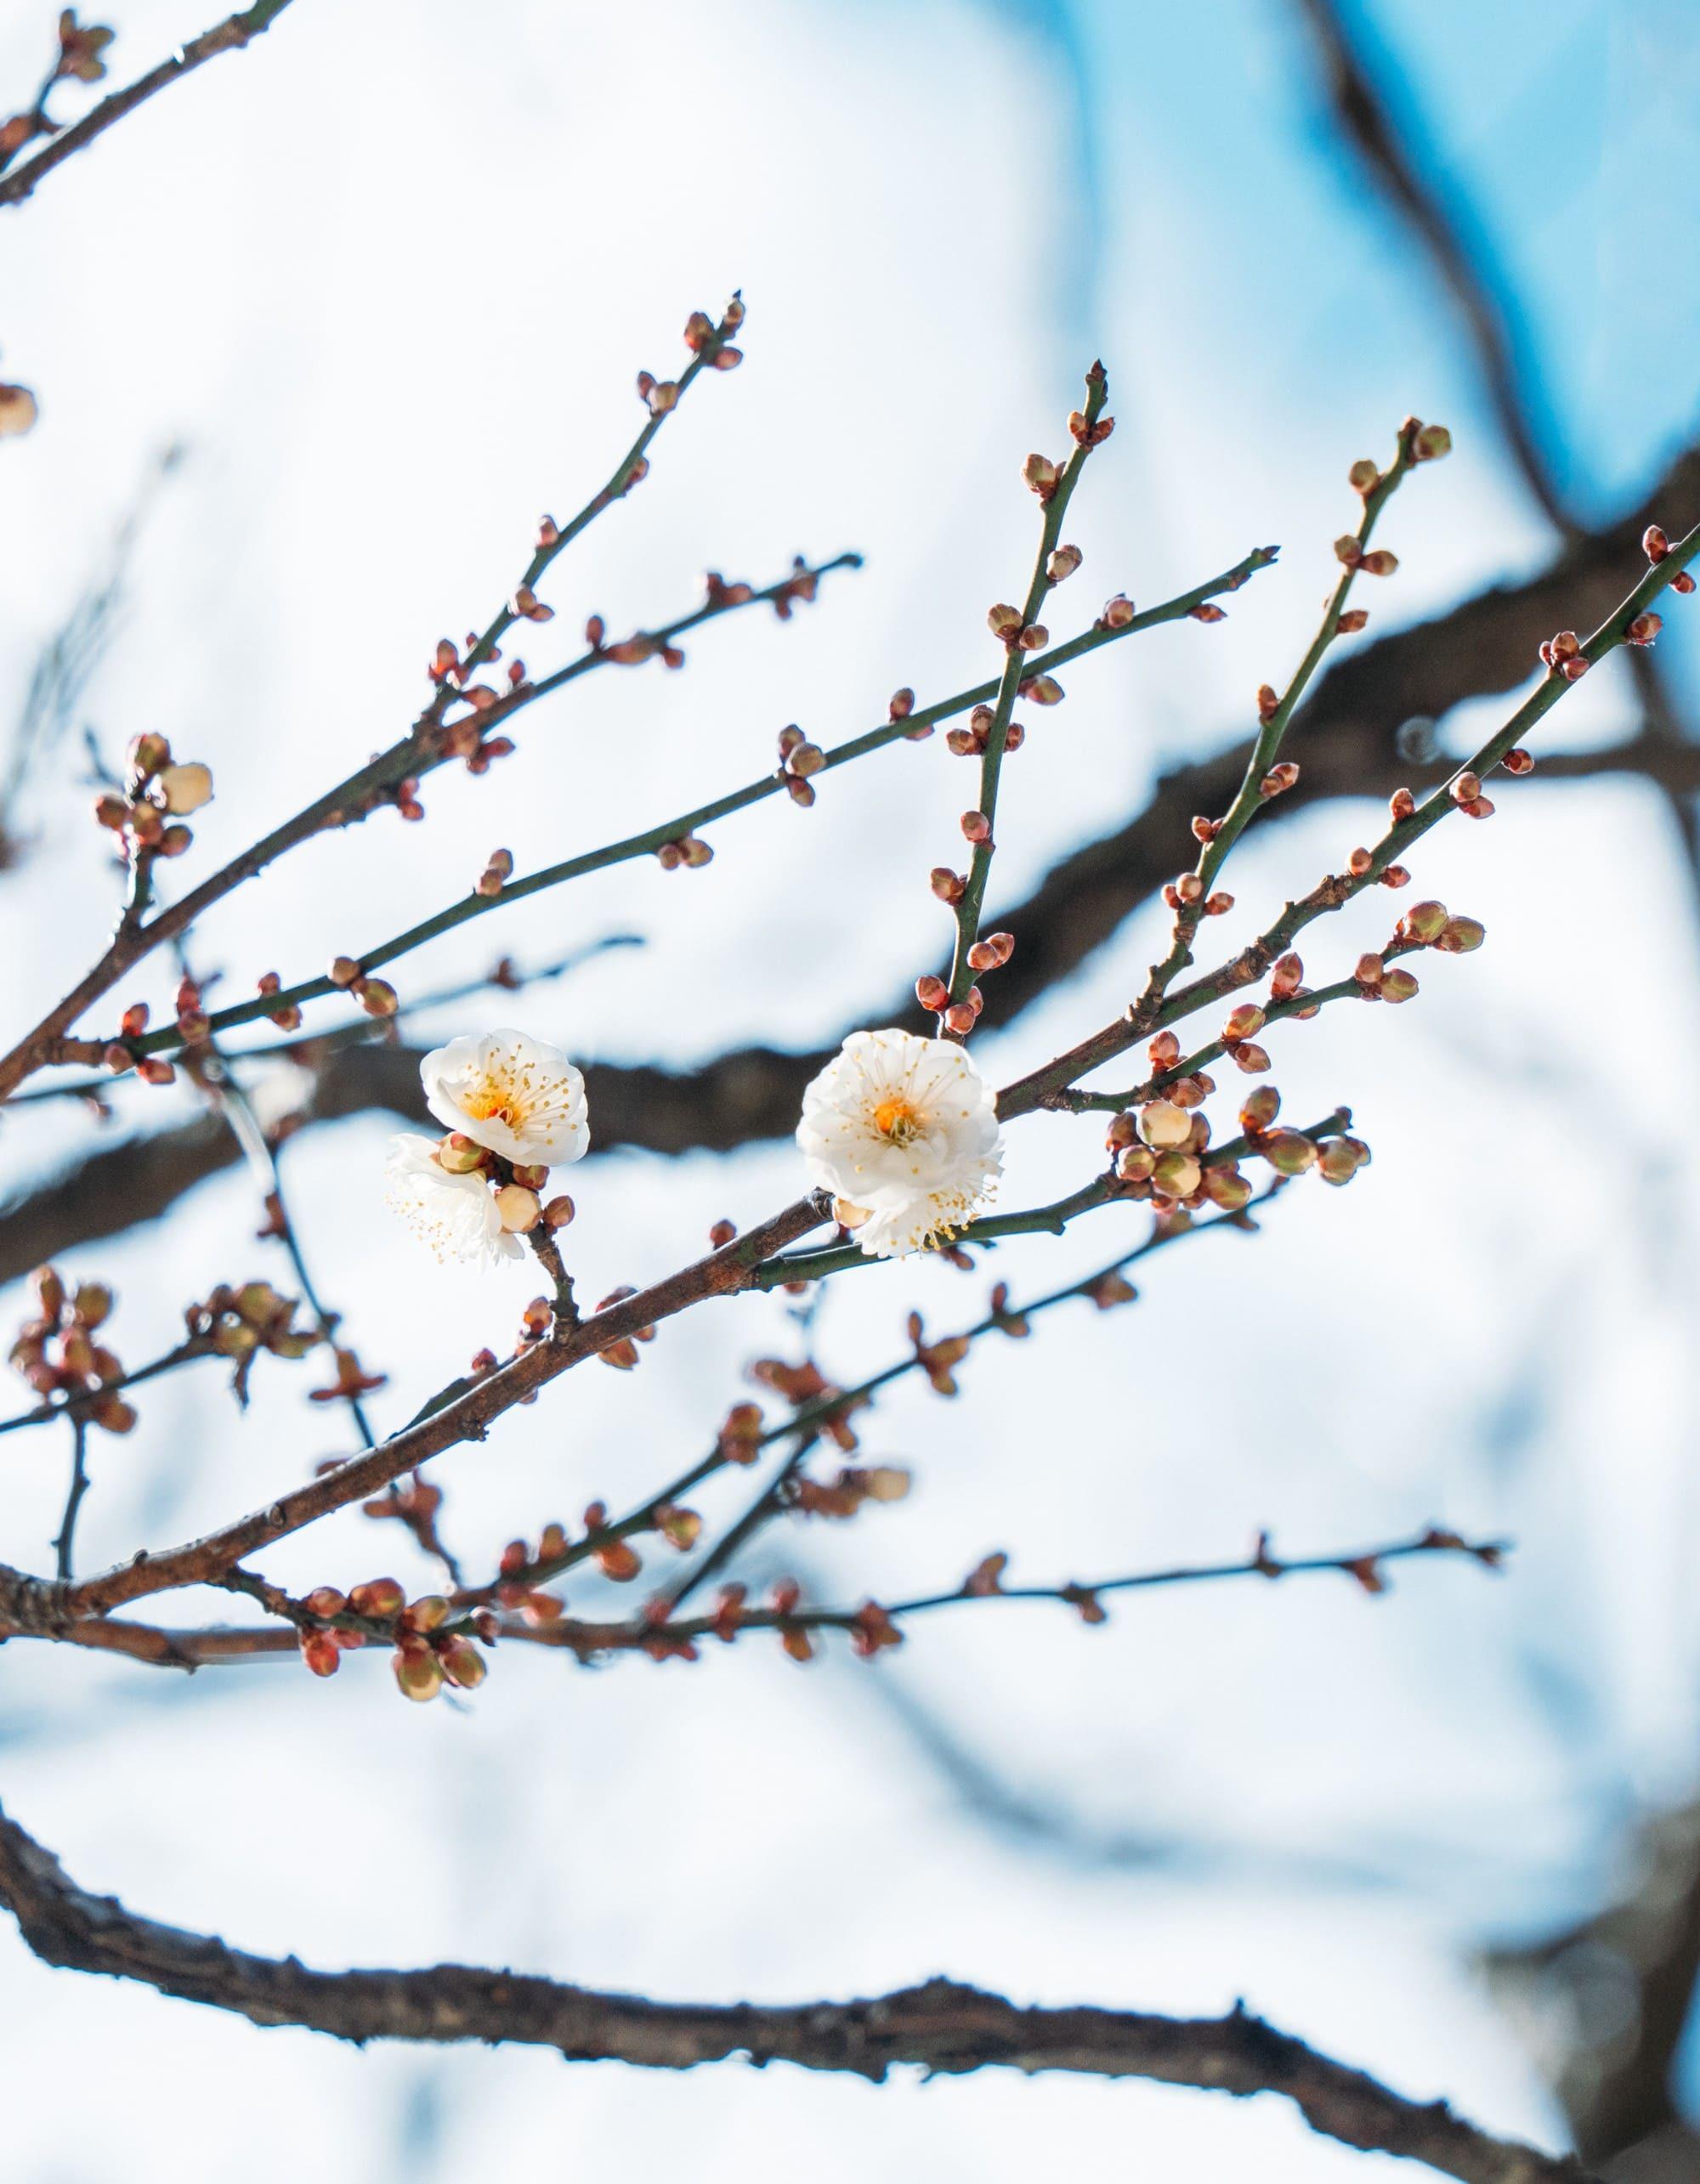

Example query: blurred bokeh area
[2,0,1699,2176]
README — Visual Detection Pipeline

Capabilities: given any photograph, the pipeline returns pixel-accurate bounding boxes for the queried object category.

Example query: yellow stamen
[872,1095,921,1146]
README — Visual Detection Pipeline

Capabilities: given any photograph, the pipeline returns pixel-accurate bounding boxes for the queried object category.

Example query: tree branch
[8,434,1697,1285]
[0,2,297,211]
[0,1800,1590,2182]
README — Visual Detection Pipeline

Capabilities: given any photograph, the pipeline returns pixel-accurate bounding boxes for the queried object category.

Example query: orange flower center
[463,1072,524,1129]
[872,1095,921,1146]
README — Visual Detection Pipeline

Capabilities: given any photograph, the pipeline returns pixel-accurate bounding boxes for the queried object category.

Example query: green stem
[1001,519,1700,1118]
[944,365,1111,1016]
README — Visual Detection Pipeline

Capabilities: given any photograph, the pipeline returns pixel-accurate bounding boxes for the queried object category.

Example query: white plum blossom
[384,1134,524,1268]
[420,1028,590,1167]
[796,1027,1001,1258]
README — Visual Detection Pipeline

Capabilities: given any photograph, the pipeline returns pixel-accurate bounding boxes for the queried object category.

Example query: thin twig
[0,3,297,211]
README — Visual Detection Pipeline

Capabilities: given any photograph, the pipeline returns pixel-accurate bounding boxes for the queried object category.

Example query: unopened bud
[1260,1130,1318,1176]
[1138,1100,1192,1150]
[494,1185,541,1232]
[158,761,213,815]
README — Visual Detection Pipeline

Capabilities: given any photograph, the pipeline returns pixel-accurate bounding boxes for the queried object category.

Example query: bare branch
[0,1800,1590,2182]
[0,3,297,211]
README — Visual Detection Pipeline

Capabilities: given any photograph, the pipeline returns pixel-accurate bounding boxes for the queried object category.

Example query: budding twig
[0,3,297,211]
[1001,516,1700,1118]
[939,365,1113,1034]
[103,547,1273,1067]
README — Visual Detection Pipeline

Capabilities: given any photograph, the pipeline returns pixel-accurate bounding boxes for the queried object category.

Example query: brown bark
[0,1799,1591,2184]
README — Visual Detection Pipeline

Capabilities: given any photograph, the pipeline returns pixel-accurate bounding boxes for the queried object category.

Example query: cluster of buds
[703,571,753,614]
[1067,399,1116,450]
[327,953,400,1020]
[749,1354,860,1449]
[93,734,212,862]
[786,1463,912,1519]
[255,970,302,1033]
[717,1400,766,1464]
[1238,1088,1369,1187]
[436,1128,575,1243]
[987,1280,1034,1336]
[475,847,513,897]
[296,1576,398,1678]
[769,556,825,622]
[8,1265,132,1430]
[0,13,113,172]
[1643,524,1696,595]
[654,833,713,871]
[987,602,1050,654]
[684,293,745,363]
[1538,628,1589,680]
[887,686,932,743]
[1269,952,1322,1019]
[1107,1096,1241,1211]
[1334,535,1399,580]
[594,624,685,671]
[298,1579,496,1698]
[591,1285,655,1369]
[1258,760,1301,801]
[102,1000,175,1086]
[427,638,521,772]
[1219,1002,1272,1072]
[947,704,1025,761]
[493,1524,570,1623]
[1448,769,1494,820]
[187,1280,317,1365]
[1352,952,1420,1004]
[392,1593,496,1700]
[1162,868,1234,917]
[777,722,825,806]
[1395,898,1485,954]
[905,1310,970,1396]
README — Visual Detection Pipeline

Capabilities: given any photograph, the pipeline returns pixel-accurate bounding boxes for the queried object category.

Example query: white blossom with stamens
[384,1134,522,1269]
[796,1028,1001,1258]
[419,1029,589,1167]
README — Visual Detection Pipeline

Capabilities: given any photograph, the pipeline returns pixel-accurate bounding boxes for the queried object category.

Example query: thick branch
[0,1801,1588,2182]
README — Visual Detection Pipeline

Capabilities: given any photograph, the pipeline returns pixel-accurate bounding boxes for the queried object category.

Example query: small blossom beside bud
[796,1030,1001,1259]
